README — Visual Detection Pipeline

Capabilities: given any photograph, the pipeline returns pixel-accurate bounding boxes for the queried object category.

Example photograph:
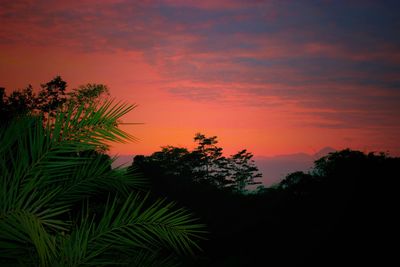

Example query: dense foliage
[0,79,205,266]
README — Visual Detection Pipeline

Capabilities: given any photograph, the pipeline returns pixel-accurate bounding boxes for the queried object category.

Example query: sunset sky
[1,0,399,157]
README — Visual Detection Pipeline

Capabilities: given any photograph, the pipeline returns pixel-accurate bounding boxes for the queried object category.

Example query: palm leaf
[52,100,137,147]
[0,210,57,266]
[55,193,206,265]
[1,99,206,266]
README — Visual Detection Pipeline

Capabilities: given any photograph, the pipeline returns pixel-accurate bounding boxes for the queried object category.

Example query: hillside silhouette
[255,146,336,186]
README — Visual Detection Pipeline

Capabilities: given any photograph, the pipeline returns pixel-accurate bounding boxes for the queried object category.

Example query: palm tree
[0,100,205,266]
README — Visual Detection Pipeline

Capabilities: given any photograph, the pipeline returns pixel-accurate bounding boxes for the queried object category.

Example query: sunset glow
[1,0,399,157]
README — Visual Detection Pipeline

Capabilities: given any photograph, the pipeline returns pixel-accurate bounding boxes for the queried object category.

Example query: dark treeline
[130,145,399,266]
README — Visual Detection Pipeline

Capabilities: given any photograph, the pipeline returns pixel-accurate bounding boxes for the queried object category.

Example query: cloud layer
[1,0,399,155]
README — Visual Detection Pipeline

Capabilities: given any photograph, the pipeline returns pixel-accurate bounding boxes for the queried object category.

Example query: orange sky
[1,0,399,157]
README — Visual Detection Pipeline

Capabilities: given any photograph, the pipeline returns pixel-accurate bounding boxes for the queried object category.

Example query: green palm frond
[1,99,206,266]
[51,99,137,147]
[0,210,57,266]
[95,193,206,254]
[56,193,206,266]
[1,100,137,210]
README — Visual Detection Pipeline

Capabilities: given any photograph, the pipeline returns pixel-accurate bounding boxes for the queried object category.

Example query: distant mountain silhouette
[255,147,336,186]
[111,155,134,168]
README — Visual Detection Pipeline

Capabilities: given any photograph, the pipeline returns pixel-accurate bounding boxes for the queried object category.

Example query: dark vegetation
[131,144,399,266]
[1,77,398,266]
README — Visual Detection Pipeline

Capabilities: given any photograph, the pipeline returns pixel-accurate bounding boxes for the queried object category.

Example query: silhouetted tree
[192,133,230,186]
[36,76,67,114]
[131,133,262,192]
[68,83,109,106]
[0,76,109,126]
[228,149,262,192]
[0,85,36,123]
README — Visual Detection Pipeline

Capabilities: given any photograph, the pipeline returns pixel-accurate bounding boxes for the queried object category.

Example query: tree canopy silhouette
[130,133,262,193]
[0,76,109,125]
